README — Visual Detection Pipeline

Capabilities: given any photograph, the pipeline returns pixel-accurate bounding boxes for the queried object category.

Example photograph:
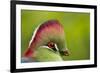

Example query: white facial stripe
[54,44,59,51]
[40,46,50,49]
[29,24,40,47]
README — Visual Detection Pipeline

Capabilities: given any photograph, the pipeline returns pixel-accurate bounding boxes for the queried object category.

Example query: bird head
[24,20,70,60]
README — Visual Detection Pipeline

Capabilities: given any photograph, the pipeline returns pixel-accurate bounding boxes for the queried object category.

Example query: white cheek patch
[38,45,59,52]
[40,46,50,49]
[40,46,53,51]
[54,44,59,51]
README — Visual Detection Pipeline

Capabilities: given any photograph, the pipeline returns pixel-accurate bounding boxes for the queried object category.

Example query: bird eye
[47,42,55,48]
[47,42,58,52]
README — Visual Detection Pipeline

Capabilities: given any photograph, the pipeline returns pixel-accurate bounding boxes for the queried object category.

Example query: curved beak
[60,50,70,56]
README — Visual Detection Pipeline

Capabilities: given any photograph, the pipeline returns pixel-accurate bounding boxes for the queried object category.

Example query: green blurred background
[21,10,90,61]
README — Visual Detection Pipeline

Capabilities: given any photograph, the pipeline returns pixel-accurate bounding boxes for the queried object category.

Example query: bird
[22,20,70,62]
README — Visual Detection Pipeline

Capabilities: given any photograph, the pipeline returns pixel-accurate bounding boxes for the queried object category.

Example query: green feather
[35,46,63,62]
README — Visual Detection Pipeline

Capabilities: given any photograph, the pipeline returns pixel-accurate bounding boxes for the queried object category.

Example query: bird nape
[22,20,70,63]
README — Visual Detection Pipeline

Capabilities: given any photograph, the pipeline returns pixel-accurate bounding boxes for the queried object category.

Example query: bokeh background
[21,10,90,61]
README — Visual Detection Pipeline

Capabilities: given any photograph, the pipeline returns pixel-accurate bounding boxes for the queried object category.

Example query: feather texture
[23,20,69,59]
